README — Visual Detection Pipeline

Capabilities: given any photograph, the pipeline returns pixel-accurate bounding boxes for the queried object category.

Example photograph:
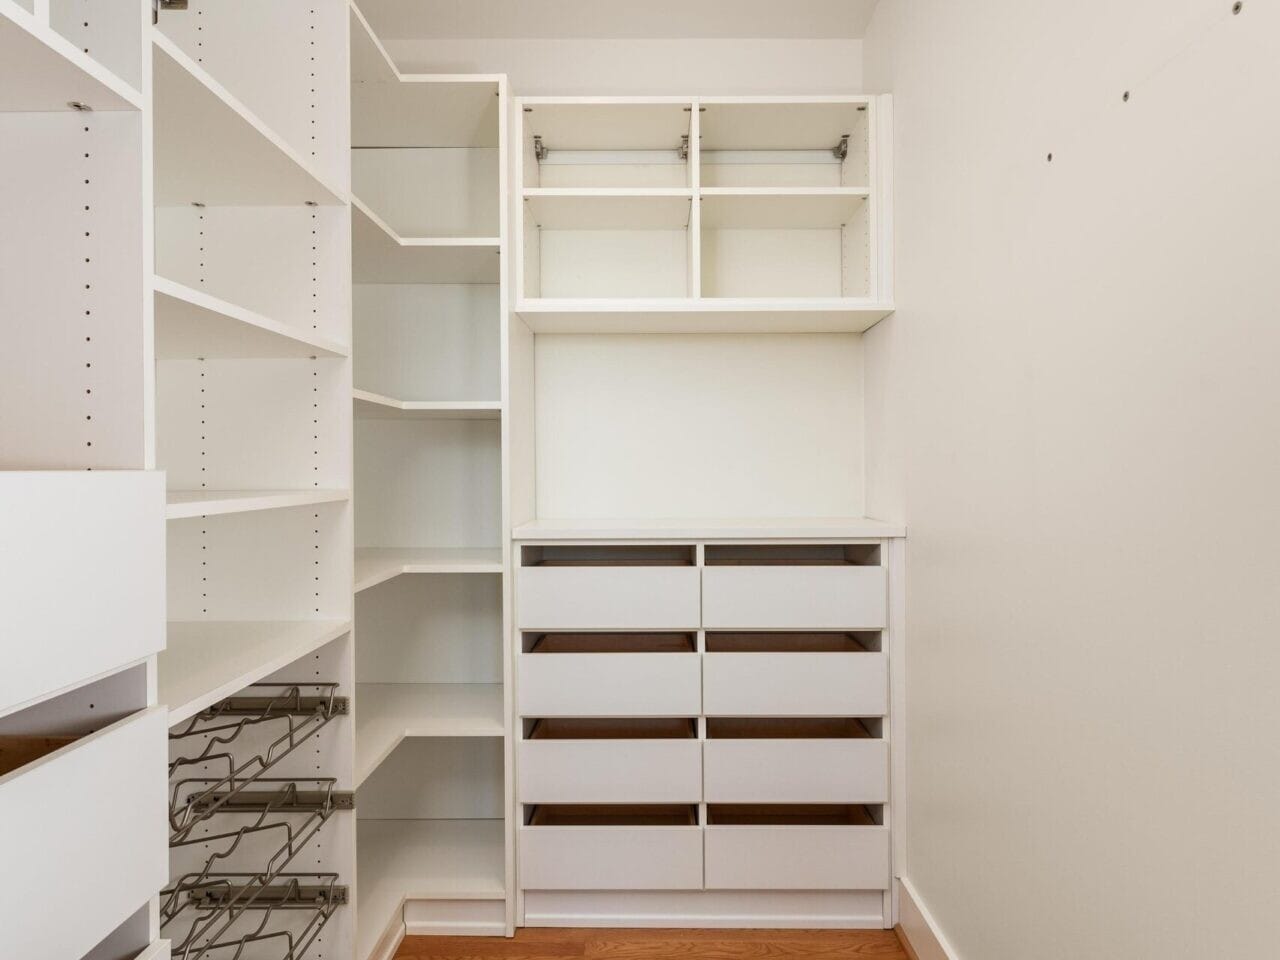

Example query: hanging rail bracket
[833,134,851,161]
[533,135,548,161]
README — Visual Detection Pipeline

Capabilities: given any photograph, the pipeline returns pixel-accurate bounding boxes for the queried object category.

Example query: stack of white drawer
[515,540,893,900]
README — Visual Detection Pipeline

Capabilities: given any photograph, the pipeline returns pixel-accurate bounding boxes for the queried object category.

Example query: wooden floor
[395,928,910,959]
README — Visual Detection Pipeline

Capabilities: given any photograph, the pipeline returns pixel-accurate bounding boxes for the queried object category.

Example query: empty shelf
[352,197,500,283]
[353,389,501,421]
[516,298,894,334]
[513,516,906,540]
[155,277,350,359]
[0,3,142,110]
[166,489,350,520]
[356,683,503,785]
[356,819,504,959]
[160,619,352,725]
[355,547,503,592]
[700,188,869,229]
[524,189,692,229]
[153,32,345,206]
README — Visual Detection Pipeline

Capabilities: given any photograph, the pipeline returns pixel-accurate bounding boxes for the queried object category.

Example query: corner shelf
[352,196,500,283]
[0,1,143,111]
[355,683,504,785]
[152,31,346,206]
[355,547,504,592]
[160,619,353,725]
[165,489,351,520]
[154,276,350,360]
[515,298,894,334]
[353,389,501,421]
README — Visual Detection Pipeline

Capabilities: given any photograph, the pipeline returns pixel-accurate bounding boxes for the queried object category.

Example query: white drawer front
[519,653,701,717]
[519,739,702,803]
[704,825,890,890]
[520,826,703,890]
[0,707,169,959]
[701,567,886,629]
[0,471,164,715]
[703,652,887,716]
[704,739,889,803]
[518,567,701,630]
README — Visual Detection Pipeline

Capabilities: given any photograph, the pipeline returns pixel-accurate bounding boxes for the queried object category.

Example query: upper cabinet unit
[515,95,893,334]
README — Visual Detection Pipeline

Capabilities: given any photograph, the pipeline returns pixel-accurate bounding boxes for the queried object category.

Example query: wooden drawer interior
[705,631,880,653]
[708,803,883,826]
[0,735,80,777]
[525,717,697,740]
[523,544,695,567]
[706,718,878,739]
[704,544,880,566]
[526,803,699,827]
[524,632,697,654]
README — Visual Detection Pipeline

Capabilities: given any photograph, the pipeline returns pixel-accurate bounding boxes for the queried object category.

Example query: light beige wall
[863,1,1280,957]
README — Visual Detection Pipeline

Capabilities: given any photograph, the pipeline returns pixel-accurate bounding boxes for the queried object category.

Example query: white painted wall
[863,1,1280,957]
[385,38,863,96]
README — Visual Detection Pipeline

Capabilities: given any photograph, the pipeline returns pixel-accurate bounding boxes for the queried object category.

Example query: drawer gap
[524,632,697,653]
[704,544,880,566]
[706,717,878,739]
[705,631,880,653]
[525,717,697,740]
[0,734,81,776]
[522,544,695,567]
[708,803,883,826]
[526,804,699,826]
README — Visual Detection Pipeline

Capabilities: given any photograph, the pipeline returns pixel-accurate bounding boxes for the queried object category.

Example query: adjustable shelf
[353,197,500,283]
[354,389,501,421]
[154,276,350,360]
[516,298,894,334]
[165,488,350,520]
[355,683,503,785]
[701,187,870,228]
[159,620,352,725]
[355,547,504,592]
[523,188,692,229]
[152,32,346,206]
[0,1,142,111]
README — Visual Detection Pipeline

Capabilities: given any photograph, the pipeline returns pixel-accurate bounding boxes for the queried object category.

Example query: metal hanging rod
[531,140,855,166]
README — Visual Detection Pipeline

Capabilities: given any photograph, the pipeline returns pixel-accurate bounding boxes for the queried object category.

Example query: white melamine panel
[517,567,700,630]
[524,190,691,229]
[353,284,499,401]
[0,707,167,960]
[157,358,348,491]
[517,300,893,333]
[356,683,503,783]
[518,740,701,803]
[699,100,870,153]
[353,148,499,237]
[700,190,868,229]
[515,517,905,540]
[0,471,163,717]
[534,229,689,298]
[0,111,145,469]
[704,825,889,890]
[48,0,145,93]
[356,574,502,683]
[534,334,863,519]
[518,653,700,717]
[704,739,889,803]
[520,826,702,890]
[702,567,887,629]
[353,199,501,284]
[352,76,500,147]
[80,905,150,960]
[357,737,504,820]
[155,204,350,343]
[701,228,847,298]
[703,652,888,716]
[355,418,502,549]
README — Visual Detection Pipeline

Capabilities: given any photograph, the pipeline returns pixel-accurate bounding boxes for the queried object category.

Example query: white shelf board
[516,298,894,334]
[355,683,503,785]
[352,196,500,283]
[353,389,501,421]
[700,188,869,229]
[356,819,504,957]
[699,98,870,151]
[513,516,907,541]
[355,547,504,592]
[161,619,352,725]
[524,189,691,229]
[521,99,692,151]
[0,1,143,110]
[152,32,346,206]
[154,276,350,359]
[166,489,350,520]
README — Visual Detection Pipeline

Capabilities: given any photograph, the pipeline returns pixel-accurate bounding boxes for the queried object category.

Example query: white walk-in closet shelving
[348,4,511,957]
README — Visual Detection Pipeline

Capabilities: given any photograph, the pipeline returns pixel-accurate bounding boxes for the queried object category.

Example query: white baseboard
[365,922,404,960]
[896,878,960,960]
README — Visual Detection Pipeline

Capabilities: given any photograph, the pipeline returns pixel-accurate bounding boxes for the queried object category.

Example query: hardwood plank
[397,935,585,958]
